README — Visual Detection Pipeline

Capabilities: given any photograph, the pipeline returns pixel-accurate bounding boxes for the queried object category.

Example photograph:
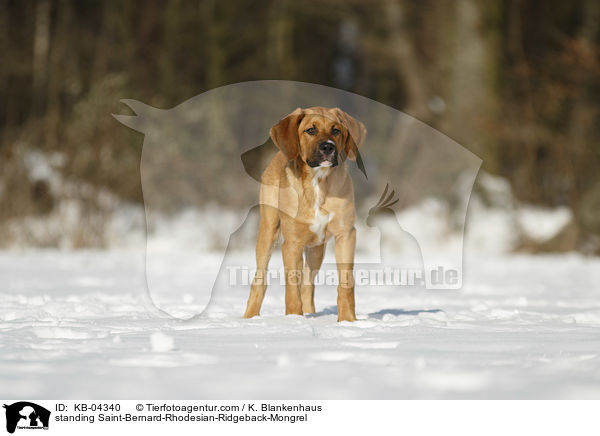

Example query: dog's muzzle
[308,140,338,168]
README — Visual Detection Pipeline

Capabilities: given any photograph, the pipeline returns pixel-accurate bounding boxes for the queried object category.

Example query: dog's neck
[301,160,348,196]
[310,165,332,181]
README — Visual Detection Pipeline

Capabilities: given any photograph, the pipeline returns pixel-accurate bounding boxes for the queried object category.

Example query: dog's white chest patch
[309,168,334,243]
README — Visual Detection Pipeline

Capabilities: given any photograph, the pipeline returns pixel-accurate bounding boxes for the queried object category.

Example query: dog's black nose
[319,141,335,155]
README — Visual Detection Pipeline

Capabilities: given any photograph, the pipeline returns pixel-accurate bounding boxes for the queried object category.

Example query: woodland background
[1,0,599,251]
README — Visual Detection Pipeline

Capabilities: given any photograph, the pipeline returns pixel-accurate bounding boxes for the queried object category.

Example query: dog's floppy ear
[270,108,304,161]
[333,108,367,161]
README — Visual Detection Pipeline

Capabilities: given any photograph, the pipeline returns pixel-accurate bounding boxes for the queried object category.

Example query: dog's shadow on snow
[307,306,443,319]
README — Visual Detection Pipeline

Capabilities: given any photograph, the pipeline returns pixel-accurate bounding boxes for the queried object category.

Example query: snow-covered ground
[2,247,600,399]
[2,157,597,398]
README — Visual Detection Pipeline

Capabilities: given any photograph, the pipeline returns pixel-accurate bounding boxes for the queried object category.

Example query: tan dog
[243,107,366,322]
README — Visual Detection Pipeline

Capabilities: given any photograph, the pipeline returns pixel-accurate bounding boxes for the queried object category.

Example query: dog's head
[270,107,366,168]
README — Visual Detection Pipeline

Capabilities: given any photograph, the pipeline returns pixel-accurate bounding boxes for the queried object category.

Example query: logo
[3,402,50,434]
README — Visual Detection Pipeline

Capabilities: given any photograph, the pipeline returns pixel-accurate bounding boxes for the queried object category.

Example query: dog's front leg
[335,228,357,322]
[301,244,325,314]
[282,239,304,315]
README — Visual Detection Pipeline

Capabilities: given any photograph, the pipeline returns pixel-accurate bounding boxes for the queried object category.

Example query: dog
[243,107,366,321]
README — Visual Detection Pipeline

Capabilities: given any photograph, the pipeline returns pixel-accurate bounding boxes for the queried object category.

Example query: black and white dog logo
[3,402,50,434]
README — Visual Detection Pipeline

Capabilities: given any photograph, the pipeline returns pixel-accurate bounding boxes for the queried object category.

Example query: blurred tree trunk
[503,0,539,202]
[92,1,123,82]
[0,0,7,142]
[267,0,295,78]
[32,0,50,116]
[383,0,429,121]
[203,0,225,90]
[445,0,501,165]
[45,0,73,150]
[569,0,600,198]
[570,0,600,236]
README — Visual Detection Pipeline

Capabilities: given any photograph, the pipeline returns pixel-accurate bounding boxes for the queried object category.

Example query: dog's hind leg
[243,205,280,318]
[301,244,325,314]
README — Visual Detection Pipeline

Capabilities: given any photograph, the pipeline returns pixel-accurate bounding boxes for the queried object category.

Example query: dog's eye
[331,127,341,135]
[304,127,317,135]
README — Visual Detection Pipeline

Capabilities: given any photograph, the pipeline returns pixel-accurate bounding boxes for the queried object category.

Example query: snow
[1,248,600,399]
[517,206,573,242]
[1,155,596,399]
[150,332,175,353]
